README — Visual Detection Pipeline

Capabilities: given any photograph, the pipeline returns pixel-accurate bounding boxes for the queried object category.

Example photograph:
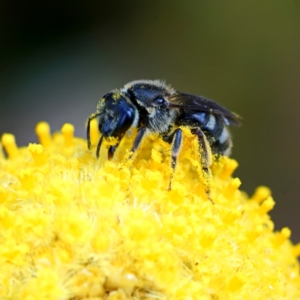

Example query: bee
[87,80,241,197]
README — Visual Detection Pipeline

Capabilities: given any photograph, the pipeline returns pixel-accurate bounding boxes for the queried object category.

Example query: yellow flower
[0,121,299,299]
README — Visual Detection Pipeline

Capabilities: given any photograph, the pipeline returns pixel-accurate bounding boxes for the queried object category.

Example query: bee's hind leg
[163,128,183,191]
[191,128,214,204]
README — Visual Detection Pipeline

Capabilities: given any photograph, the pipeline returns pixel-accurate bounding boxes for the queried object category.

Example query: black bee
[87,80,241,195]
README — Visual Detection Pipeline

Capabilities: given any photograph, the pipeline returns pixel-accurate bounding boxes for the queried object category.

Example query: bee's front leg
[128,127,147,160]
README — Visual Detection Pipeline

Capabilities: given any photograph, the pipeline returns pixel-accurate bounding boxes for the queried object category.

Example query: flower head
[0,121,299,299]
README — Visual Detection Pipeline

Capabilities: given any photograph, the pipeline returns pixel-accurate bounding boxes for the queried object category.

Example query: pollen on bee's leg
[1,134,18,158]
[206,190,214,204]
[119,150,136,172]
[202,167,214,204]
[167,158,176,192]
[61,123,75,147]
[167,171,175,191]
[205,186,214,204]
[35,122,51,147]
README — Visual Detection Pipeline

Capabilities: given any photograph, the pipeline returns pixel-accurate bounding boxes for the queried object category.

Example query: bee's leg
[108,134,125,160]
[128,127,147,160]
[164,129,183,191]
[96,136,104,158]
[108,144,119,160]
[191,128,214,204]
[86,113,101,150]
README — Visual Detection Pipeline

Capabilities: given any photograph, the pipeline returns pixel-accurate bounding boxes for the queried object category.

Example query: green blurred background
[1,1,299,242]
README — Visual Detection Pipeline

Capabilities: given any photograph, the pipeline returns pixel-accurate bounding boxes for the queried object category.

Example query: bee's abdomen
[202,114,232,156]
[177,111,232,156]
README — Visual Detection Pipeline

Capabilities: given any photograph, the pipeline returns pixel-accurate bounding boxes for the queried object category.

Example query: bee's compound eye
[153,97,166,107]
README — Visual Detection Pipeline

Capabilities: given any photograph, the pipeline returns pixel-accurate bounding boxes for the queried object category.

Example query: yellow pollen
[28,143,48,165]
[212,156,238,180]
[258,196,275,215]
[293,243,300,257]
[227,275,245,292]
[223,177,241,198]
[61,123,74,147]
[273,227,292,248]
[0,122,299,299]
[252,186,272,203]
[35,122,52,146]
[0,144,4,159]
[112,92,121,100]
[90,118,100,148]
[1,133,18,158]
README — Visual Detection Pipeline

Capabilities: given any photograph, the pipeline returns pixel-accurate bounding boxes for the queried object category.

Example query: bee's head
[97,92,136,140]
[122,80,175,113]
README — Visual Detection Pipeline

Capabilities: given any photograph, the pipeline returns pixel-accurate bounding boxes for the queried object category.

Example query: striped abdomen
[177,111,232,156]
[201,114,232,156]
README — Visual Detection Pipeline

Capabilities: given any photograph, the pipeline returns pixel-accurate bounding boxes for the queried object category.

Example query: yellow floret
[0,121,299,299]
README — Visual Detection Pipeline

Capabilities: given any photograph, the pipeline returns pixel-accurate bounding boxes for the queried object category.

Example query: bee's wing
[168,92,242,126]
